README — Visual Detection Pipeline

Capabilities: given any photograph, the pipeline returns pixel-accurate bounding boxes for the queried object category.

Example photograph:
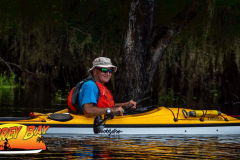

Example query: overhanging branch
[0,57,13,73]
[150,0,199,66]
[0,57,35,75]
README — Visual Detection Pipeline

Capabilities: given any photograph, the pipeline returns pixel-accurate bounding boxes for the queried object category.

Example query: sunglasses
[95,68,113,73]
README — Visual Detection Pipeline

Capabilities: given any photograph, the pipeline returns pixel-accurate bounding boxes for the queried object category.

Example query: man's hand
[113,100,137,116]
[126,100,137,109]
[111,107,124,116]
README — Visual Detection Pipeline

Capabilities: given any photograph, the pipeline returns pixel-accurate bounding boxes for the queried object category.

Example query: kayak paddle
[93,97,150,134]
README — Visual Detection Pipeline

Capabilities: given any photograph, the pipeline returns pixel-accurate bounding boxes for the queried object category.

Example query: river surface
[0,86,240,159]
[0,134,239,159]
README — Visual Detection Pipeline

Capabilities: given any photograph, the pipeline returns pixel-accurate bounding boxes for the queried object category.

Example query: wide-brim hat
[88,57,117,73]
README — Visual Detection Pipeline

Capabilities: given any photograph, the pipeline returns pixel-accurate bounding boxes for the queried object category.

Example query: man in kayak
[79,57,136,116]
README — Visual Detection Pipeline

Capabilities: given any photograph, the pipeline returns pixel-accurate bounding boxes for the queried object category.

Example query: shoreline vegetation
[0,73,20,88]
[0,0,240,105]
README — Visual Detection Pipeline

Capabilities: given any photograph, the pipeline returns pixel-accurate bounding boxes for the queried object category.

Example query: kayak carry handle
[182,109,189,118]
[182,109,223,119]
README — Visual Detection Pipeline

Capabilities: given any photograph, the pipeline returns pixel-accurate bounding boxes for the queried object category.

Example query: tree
[115,0,199,102]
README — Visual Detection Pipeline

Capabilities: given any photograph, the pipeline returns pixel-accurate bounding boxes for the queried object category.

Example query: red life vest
[68,79,115,112]
[95,82,115,108]
[67,77,93,111]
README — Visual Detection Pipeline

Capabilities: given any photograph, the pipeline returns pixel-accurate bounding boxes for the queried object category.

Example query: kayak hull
[1,107,240,135]
[34,125,240,135]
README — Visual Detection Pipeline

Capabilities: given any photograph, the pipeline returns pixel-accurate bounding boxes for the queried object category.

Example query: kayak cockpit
[123,105,159,115]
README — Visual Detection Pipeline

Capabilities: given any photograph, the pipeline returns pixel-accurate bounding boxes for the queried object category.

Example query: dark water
[0,86,240,159]
[1,86,239,117]
[0,86,67,117]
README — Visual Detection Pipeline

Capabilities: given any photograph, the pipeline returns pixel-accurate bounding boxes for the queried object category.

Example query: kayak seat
[124,105,159,115]
[48,114,73,121]
[0,117,32,121]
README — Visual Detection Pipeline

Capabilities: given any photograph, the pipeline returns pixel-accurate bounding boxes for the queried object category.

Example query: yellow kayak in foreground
[0,106,240,135]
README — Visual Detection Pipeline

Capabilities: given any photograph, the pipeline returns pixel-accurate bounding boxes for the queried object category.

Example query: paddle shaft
[113,98,143,116]
[96,97,150,125]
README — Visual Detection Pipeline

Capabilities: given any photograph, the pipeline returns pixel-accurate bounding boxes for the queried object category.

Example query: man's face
[93,67,113,84]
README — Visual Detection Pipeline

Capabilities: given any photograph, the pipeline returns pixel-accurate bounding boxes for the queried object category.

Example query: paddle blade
[93,115,105,134]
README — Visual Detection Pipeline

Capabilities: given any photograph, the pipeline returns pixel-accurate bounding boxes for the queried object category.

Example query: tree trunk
[115,0,199,103]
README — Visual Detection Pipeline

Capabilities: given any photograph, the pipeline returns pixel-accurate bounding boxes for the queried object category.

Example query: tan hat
[88,57,117,73]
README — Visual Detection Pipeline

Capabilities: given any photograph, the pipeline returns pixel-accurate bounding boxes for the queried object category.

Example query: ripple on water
[0,134,240,159]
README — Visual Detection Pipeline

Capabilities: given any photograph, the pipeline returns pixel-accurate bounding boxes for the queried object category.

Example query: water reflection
[0,87,67,117]
[55,135,240,159]
[0,135,239,159]
[1,85,240,117]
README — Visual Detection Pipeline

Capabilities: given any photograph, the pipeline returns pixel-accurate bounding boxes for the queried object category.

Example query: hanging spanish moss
[0,0,240,105]
[153,0,240,107]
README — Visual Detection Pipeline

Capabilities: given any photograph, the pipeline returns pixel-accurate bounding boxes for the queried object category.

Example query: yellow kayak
[0,106,240,135]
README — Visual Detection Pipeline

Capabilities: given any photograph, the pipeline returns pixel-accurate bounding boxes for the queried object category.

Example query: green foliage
[154,0,240,103]
[0,73,16,88]
[158,89,185,105]
[55,90,64,100]
[54,82,71,101]
[1,0,240,103]
[0,0,131,87]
